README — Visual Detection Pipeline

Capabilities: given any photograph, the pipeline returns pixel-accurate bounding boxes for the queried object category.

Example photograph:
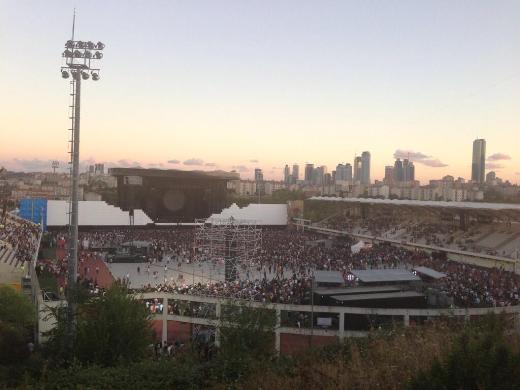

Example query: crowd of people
[31,224,520,309]
[0,213,40,266]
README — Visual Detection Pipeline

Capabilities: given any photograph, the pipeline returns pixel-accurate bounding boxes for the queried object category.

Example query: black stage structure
[109,168,237,223]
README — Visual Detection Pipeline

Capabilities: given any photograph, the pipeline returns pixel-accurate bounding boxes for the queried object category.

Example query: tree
[45,281,153,367]
[212,303,276,384]
[409,314,520,390]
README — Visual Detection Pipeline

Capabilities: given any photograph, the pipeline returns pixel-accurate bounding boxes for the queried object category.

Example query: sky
[1,0,519,183]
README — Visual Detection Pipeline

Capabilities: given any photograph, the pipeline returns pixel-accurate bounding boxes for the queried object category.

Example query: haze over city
[1,1,519,183]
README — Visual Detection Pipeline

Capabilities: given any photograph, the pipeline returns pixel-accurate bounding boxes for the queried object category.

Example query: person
[137,266,140,274]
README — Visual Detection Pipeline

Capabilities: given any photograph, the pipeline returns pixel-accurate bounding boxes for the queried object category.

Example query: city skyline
[1,1,519,183]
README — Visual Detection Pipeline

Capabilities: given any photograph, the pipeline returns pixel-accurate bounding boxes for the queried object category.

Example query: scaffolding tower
[194,217,262,284]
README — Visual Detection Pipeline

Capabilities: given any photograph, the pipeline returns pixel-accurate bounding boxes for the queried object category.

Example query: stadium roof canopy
[350,269,421,283]
[331,291,424,302]
[413,266,447,280]
[313,270,345,284]
[314,285,404,296]
[309,197,520,218]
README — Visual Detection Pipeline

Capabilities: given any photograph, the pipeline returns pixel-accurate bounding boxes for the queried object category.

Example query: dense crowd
[0,213,40,265]
[40,225,520,308]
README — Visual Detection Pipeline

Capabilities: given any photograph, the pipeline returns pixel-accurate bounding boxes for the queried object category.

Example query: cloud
[116,159,142,168]
[231,165,249,172]
[486,163,504,170]
[205,163,217,167]
[420,159,448,168]
[183,158,204,166]
[393,149,448,168]
[487,153,511,161]
[147,163,164,168]
[167,159,180,164]
[249,159,259,163]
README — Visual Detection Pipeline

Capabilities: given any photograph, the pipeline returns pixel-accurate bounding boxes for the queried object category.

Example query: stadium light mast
[60,11,104,322]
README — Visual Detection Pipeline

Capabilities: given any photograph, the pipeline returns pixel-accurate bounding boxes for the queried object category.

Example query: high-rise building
[254,168,264,196]
[394,159,403,182]
[336,163,353,183]
[402,159,415,182]
[313,166,326,186]
[384,166,394,184]
[292,164,299,183]
[94,163,104,175]
[304,164,314,184]
[486,171,496,184]
[284,165,290,184]
[353,157,362,183]
[254,168,263,182]
[471,139,486,184]
[361,151,371,185]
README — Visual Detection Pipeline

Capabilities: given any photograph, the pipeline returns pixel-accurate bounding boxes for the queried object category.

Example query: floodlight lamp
[84,50,92,59]
[73,50,83,58]
[81,71,90,80]
[91,72,99,81]
[93,51,103,59]
[65,40,75,49]
[63,49,73,58]
[61,70,70,79]
[86,41,95,50]
[95,41,105,50]
[76,41,85,49]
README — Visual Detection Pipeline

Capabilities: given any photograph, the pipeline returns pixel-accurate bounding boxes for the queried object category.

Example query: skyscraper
[471,139,486,184]
[384,166,394,184]
[304,163,314,184]
[361,151,371,185]
[394,159,403,182]
[336,163,353,183]
[402,159,415,182]
[353,157,362,183]
[284,164,290,184]
[292,164,299,183]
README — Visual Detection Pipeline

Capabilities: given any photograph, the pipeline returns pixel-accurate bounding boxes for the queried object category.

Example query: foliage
[0,286,36,386]
[44,281,153,367]
[409,315,520,390]
[209,303,277,385]
[0,285,35,328]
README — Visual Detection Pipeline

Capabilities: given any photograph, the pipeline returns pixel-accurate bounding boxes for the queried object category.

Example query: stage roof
[109,167,238,181]
[350,269,421,283]
[313,270,345,284]
[309,196,520,217]
[413,266,447,280]
[332,291,424,302]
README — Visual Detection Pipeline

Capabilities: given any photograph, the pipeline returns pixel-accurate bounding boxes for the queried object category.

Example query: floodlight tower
[60,14,104,310]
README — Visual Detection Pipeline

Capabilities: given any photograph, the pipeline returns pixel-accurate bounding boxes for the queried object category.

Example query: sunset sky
[1,1,519,183]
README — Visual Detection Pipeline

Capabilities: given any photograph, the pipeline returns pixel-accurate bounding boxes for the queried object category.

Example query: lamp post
[60,19,104,333]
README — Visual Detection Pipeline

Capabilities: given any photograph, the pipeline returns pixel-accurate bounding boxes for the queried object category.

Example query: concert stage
[109,168,237,223]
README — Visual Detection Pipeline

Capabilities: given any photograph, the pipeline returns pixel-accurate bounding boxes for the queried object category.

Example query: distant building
[292,164,299,183]
[361,151,371,185]
[471,139,486,184]
[353,156,362,183]
[94,163,105,175]
[384,166,394,184]
[486,171,496,185]
[284,165,290,184]
[304,164,314,184]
